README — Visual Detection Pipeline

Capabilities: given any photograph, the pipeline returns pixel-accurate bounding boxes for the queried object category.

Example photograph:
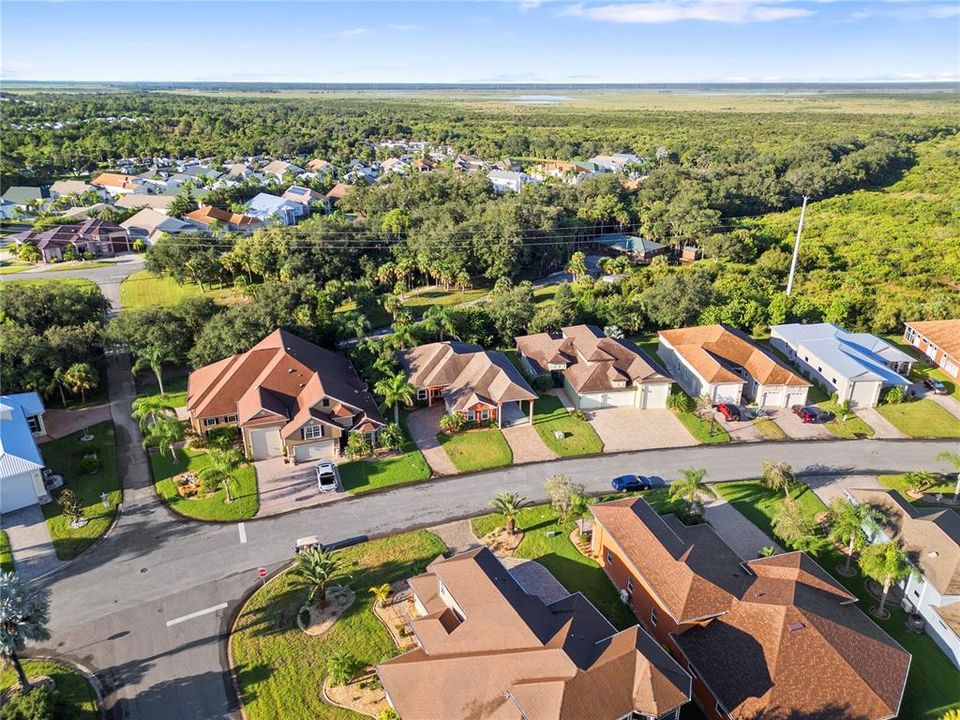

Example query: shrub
[667,390,694,413]
[0,684,56,720]
[531,375,554,393]
[205,427,237,451]
[199,472,221,495]
[327,652,356,686]
[439,413,465,434]
[132,238,145,253]
[883,385,906,405]
[79,454,103,474]
[570,409,588,422]
[56,488,85,525]
[377,423,404,452]
[82,251,96,261]
[345,433,373,460]
[379,710,400,720]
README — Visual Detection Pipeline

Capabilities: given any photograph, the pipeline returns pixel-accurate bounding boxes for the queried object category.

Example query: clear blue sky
[2,1,958,83]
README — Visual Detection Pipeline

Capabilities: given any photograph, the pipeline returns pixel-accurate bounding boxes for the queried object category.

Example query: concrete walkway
[502,425,557,463]
[927,391,960,421]
[855,408,907,439]
[407,406,457,476]
[702,497,781,561]
[429,519,482,555]
[1,505,62,580]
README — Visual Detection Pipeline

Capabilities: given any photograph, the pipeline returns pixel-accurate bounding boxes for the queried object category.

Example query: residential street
[0,254,144,309]
[35,427,960,720]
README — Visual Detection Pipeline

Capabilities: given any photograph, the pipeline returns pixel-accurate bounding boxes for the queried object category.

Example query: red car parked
[716,403,741,422]
[791,405,818,423]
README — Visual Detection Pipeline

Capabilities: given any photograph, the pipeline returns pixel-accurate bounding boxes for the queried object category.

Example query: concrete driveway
[855,408,907,439]
[768,407,834,440]
[39,404,113,442]
[803,473,884,505]
[588,407,697,452]
[406,405,456,475]
[253,456,348,517]
[703,497,781,560]
[714,410,766,443]
[1,504,62,580]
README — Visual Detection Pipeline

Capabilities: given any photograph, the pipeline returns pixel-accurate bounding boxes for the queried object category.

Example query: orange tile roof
[91,172,139,190]
[185,205,260,227]
[325,182,352,200]
[905,319,960,360]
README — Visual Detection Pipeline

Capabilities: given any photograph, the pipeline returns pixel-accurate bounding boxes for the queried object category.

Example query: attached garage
[293,440,336,463]
[578,390,635,409]
[849,381,881,409]
[785,389,808,408]
[1,470,42,514]
[249,427,283,460]
[635,383,671,410]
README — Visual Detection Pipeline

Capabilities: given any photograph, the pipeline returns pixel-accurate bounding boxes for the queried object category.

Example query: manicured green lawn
[532,395,604,456]
[0,258,31,274]
[0,530,13,572]
[885,334,960,401]
[0,659,100,720]
[876,399,960,438]
[437,427,513,472]
[1,277,97,291]
[405,286,488,315]
[151,446,259,521]
[532,283,560,307]
[135,371,189,409]
[753,417,787,441]
[334,299,391,328]
[879,473,956,498]
[715,479,960,719]
[230,530,445,720]
[675,410,730,444]
[340,417,431,494]
[807,386,875,439]
[40,421,121,561]
[41,259,115,272]
[120,270,245,309]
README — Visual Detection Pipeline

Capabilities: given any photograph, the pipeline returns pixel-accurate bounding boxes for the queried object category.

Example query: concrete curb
[30,497,124,586]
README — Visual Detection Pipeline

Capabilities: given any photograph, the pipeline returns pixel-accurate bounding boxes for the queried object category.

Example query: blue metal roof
[0,392,45,478]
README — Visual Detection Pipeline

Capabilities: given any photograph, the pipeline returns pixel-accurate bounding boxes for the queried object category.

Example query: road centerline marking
[238,523,247,544]
[166,602,228,627]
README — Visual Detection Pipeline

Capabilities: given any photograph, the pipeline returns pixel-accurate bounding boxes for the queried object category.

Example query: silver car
[315,460,340,493]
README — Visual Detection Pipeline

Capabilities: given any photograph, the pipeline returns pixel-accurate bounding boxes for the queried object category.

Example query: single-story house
[306,158,334,174]
[1,185,50,210]
[904,319,960,381]
[115,193,179,213]
[588,153,644,172]
[770,323,913,408]
[90,172,143,196]
[590,496,911,720]
[260,159,305,179]
[657,324,809,407]
[846,488,960,669]
[11,219,130,262]
[121,208,196,244]
[397,341,538,427]
[185,206,262,234]
[486,169,532,193]
[376,546,692,720]
[281,185,328,212]
[61,203,113,220]
[0,392,50,514]
[186,329,383,462]
[594,233,668,264]
[325,183,353,204]
[516,324,673,410]
[245,192,304,226]
[49,180,101,199]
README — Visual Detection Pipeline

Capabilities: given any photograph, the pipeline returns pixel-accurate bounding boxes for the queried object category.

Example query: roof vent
[288,368,295,373]
[927,551,939,559]
[787,622,805,632]
[299,383,305,389]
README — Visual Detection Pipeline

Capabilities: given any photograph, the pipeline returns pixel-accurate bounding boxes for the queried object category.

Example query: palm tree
[935,451,960,500]
[201,448,243,502]
[0,572,51,692]
[860,542,915,616]
[370,583,392,608]
[386,324,416,351]
[131,395,175,431]
[760,461,796,498]
[132,345,178,396]
[421,304,457,341]
[292,548,341,608]
[491,492,529,535]
[668,468,716,515]
[142,417,183,460]
[63,362,98,403]
[904,470,938,497]
[374,372,417,424]
[772,498,817,550]
[49,367,69,407]
[827,497,883,574]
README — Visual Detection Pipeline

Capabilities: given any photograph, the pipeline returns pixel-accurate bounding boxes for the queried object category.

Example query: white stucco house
[0,393,50,514]
[847,488,960,669]
[487,170,533,194]
[770,323,913,408]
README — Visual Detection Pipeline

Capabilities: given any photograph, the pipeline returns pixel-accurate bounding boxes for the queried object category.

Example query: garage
[578,390,635,409]
[1,471,41,514]
[758,389,785,407]
[785,390,808,408]
[636,383,671,410]
[249,427,283,460]
[293,440,335,463]
[849,381,881,409]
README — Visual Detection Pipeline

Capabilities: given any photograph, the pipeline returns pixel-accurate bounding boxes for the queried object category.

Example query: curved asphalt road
[0,254,144,309]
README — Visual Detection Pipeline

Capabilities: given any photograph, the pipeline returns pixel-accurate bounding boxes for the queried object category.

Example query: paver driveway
[768,407,834,440]
[588,407,697,452]
[254,456,348,517]
[714,411,766,442]
[502,425,557,463]
[406,405,457,476]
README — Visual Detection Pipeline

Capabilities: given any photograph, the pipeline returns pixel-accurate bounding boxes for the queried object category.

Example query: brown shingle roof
[658,324,809,387]
[325,182,352,200]
[377,547,690,720]
[905,319,960,360]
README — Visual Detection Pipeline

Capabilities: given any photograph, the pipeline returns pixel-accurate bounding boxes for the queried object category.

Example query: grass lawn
[0,530,13,572]
[753,417,787,441]
[40,421,121,561]
[0,659,99,720]
[119,270,246,309]
[876,399,960,438]
[715,479,960,719]
[339,415,431,494]
[135,371,189,409]
[532,283,560,307]
[437,426,513,473]
[230,530,445,720]
[0,258,31,274]
[675,410,730,444]
[629,332,660,359]
[334,299,391,328]
[807,386,876,439]
[885,334,960,401]
[879,473,956,498]
[151,446,259,521]
[405,286,488,315]
[41,260,116,272]
[531,394,604,456]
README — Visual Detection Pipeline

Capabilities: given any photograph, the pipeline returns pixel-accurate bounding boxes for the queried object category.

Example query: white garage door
[293,440,335,463]
[758,389,785,408]
[1,472,39,513]
[249,428,283,460]
[786,390,808,408]
[849,382,879,409]
[579,391,634,409]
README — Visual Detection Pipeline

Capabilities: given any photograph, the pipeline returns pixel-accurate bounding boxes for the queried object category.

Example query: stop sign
[257,567,267,578]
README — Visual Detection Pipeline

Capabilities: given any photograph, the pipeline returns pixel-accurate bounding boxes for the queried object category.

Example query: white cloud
[563,1,816,23]
[331,27,370,39]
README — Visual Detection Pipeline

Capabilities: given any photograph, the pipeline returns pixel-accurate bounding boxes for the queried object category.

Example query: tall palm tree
[142,417,183,460]
[669,468,716,515]
[63,362,98,403]
[0,572,51,692]
[936,451,960,500]
[421,304,457,341]
[860,542,915,616]
[386,324,416,351]
[827,497,883,573]
[132,345,178,396]
[760,461,796,498]
[374,372,417,424]
[292,548,341,608]
[491,492,530,535]
[131,396,175,431]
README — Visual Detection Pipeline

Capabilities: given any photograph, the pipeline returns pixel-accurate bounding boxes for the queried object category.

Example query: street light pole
[786,195,808,296]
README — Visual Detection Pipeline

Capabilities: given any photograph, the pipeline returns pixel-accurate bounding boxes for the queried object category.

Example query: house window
[417,389,428,401]
[817,366,823,373]
[303,425,323,440]
[203,417,218,427]
[626,578,634,594]
[225,415,238,423]
[831,378,837,385]
[26,415,42,434]
[649,608,658,627]
[480,409,490,421]
[606,550,613,564]
[431,388,442,397]
[466,410,475,422]
[322,397,330,407]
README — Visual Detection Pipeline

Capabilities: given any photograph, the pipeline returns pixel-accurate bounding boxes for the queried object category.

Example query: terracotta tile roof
[905,319,960,360]
[591,497,743,623]
[849,489,960,595]
[658,324,809,387]
[673,553,911,720]
[377,547,690,720]
[90,172,140,190]
[397,342,537,413]
[325,182,352,200]
[185,205,260,227]
[307,158,332,171]
[516,325,671,394]
[187,329,383,432]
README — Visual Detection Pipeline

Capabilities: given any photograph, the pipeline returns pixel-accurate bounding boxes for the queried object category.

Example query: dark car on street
[716,403,741,422]
[611,474,664,492]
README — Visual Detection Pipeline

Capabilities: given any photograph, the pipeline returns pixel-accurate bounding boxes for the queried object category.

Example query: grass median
[0,659,100,720]
[151,446,259,521]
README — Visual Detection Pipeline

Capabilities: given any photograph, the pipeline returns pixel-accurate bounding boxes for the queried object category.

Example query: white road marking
[165,602,228,627]
[238,523,247,544]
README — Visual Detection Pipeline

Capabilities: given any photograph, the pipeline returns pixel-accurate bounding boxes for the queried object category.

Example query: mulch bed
[296,585,356,637]
[323,669,388,719]
[479,528,524,557]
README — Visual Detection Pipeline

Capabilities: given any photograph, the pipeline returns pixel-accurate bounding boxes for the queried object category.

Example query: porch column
[529,399,534,424]
[498,405,503,429]
[428,389,432,407]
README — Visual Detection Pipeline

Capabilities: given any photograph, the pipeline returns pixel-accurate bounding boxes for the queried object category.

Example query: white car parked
[315,460,341,493]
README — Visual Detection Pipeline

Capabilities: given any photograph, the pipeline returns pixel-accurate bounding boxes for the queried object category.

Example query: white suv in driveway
[315,461,341,493]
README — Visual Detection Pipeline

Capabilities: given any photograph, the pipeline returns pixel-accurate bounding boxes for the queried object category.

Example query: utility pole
[786,195,808,296]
